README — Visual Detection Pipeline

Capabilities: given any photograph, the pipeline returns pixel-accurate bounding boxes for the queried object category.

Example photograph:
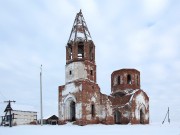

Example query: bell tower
[58,10,100,124]
[65,10,96,84]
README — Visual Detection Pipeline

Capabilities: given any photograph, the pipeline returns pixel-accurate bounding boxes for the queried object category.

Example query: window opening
[91,104,95,118]
[69,70,72,75]
[117,76,120,85]
[78,42,84,59]
[127,74,132,84]
[67,44,72,60]
[90,70,93,75]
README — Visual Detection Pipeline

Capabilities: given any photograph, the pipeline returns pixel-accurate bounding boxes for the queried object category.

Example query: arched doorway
[140,109,145,124]
[70,101,76,121]
[114,110,121,124]
[64,96,77,122]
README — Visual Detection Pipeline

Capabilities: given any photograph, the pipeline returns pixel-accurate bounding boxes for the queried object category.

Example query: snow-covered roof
[43,115,58,120]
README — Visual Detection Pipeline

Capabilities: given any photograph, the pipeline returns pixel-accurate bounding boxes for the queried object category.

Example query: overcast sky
[0,0,180,123]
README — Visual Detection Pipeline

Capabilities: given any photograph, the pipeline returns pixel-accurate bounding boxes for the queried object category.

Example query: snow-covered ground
[0,122,179,135]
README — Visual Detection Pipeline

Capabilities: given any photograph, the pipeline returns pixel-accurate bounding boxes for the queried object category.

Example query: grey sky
[0,0,180,123]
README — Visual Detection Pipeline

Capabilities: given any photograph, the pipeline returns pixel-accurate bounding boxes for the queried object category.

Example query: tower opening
[67,44,73,60]
[70,101,76,121]
[117,76,120,85]
[127,74,132,84]
[78,42,84,59]
[114,110,121,124]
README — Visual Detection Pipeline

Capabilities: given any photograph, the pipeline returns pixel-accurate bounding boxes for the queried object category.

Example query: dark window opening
[90,70,93,75]
[69,70,72,75]
[78,43,84,59]
[91,104,95,118]
[127,74,132,84]
[117,76,120,85]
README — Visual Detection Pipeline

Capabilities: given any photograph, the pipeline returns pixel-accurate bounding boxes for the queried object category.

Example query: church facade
[58,10,149,125]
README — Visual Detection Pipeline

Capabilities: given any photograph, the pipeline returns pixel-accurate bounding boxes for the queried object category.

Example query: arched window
[91,104,95,118]
[127,74,132,84]
[67,44,72,60]
[117,76,120,85]
[78,42,84,59]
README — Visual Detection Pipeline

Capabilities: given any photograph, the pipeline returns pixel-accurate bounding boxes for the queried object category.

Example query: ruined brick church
[58,10,149,125]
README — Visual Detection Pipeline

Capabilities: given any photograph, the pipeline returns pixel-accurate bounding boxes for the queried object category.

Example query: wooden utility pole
[4,100,16,127]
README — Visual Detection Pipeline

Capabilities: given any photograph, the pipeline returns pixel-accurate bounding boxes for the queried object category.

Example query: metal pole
[40,65,43,126]
[162,109,168,124]
[168,107,170,124]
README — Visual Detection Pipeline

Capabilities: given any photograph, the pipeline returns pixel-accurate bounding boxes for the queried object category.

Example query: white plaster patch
[62,82,82,96]
[59,101,64,120]
[99,105,106,119]
[85,104,91,120]
[65,62,88,83]
[86,104,90,112]
[123,111,130,119]
[86,115,91,120]
[76,103,82,119]
[63,94,77,103]
[91,96,96,103]
[106,99,113,117]
[135,93,145,105]
[145,111,149,120]
[134,92,149,121]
